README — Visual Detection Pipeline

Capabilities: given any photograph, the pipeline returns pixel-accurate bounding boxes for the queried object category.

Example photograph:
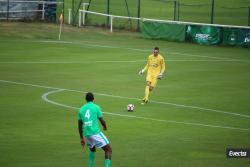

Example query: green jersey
[78,102,103,137]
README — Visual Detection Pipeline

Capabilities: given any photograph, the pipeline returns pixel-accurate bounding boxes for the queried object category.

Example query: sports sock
[105,159,111,167]
[144,85,150,101]
[89,151,95,167]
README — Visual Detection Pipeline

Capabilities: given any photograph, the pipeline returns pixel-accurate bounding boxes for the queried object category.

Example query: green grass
[64,0,250,27]
[0,22,250,167]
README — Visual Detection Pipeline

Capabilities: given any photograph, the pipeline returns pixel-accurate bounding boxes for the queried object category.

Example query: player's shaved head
[153,47,159,56]
[86,92,94,102]
[154,47,159,51]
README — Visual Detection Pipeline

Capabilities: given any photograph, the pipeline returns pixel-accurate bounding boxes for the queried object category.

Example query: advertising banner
[186,25,222,45]
[223,28,250,47]
[142,21,186,42]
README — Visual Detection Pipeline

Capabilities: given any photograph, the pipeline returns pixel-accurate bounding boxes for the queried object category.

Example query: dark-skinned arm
[78,120,85,147]
[99,117,107,131]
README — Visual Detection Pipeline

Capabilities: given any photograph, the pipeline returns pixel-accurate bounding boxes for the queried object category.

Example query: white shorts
[86,132,109,148]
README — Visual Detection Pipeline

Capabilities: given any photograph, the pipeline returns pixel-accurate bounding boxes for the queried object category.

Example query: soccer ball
[127,104,134,112]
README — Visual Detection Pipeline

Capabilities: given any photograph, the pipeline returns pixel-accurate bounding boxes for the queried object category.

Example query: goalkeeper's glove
[138,69,145,75]
[157,73,163,80]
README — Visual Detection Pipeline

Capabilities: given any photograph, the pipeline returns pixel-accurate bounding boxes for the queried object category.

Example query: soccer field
[0,23,250,167]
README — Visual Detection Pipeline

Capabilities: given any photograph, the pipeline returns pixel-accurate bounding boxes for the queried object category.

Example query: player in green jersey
[78,92,112,167]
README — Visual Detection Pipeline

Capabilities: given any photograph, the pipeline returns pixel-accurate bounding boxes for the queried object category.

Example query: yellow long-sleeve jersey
[143,54,166,76]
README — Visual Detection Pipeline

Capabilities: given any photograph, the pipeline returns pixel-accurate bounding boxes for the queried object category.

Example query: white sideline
[41,89,250,132]
[1,79,250,119]
[1,39,249,63]
[38,40,250,63]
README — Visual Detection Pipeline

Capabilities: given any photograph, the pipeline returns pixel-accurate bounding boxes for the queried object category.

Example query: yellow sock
[144,86,150,101]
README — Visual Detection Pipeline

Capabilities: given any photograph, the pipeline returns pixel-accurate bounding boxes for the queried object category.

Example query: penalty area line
[1,79,250,119]
[41,89,250,132]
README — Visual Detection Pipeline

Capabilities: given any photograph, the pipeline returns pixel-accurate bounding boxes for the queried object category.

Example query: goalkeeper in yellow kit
[139,47,166,104]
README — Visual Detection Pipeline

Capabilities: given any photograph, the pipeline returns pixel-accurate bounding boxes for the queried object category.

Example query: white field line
[41,89,250,132]
[1,79,250,119]
[0,60,145,64]
[41,89,75,109]
[0,59,246,64]
[1,39,249,63]
[38,40,250,63]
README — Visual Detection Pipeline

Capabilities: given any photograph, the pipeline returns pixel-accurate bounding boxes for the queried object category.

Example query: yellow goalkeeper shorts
[146,74,158,87]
